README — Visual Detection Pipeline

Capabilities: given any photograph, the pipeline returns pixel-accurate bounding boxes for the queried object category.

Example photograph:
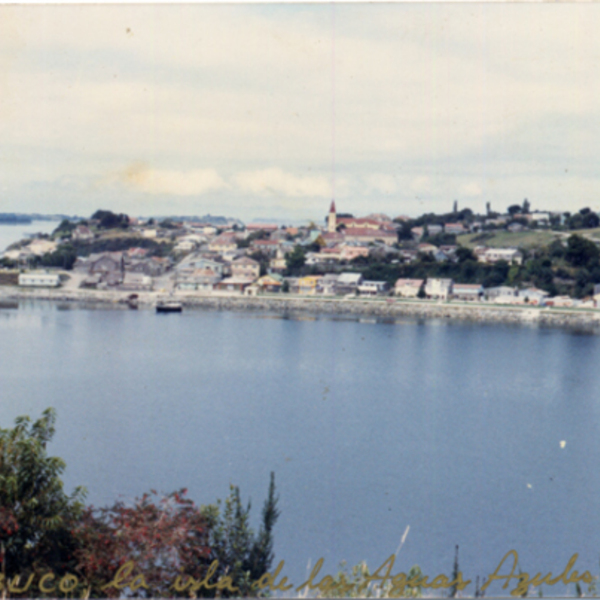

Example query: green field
[457,229,565,249]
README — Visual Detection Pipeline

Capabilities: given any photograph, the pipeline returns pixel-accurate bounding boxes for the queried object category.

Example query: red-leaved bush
[72,489,210,597]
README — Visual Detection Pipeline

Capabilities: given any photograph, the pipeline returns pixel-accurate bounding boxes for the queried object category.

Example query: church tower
[327,200,337,233]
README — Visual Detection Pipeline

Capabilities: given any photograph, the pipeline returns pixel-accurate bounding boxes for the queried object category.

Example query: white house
[452,283,483,301]
[394,278,424,298]
[358,281,389,297]
[19,272,61,287]
[479,248,523,265]
[425,278,453,300]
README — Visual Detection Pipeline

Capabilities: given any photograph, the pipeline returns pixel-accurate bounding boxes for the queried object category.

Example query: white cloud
[118,164,227,196]
[410,176,435,195]
[459,182,483,197]
[3,4,600,218]
[364,174,398,195]
[234,168,331,198]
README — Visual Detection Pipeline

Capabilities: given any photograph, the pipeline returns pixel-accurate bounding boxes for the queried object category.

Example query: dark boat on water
[127,294,139,310]
[156,300,183,313]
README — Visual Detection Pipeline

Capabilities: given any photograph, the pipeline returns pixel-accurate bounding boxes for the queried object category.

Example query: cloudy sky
[1,3,600,221]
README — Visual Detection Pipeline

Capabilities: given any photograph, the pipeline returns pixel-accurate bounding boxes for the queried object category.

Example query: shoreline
[2,285,600,331]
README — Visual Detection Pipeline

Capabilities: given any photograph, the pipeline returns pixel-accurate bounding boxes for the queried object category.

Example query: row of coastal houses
[393,278,598,307]
[175,254,262,292]
[73,249,170,291]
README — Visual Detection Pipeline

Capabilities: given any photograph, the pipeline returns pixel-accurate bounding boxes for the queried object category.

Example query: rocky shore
[2,285,600,332]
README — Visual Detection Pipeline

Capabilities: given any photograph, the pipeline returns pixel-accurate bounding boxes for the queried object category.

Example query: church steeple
[327,200,337,232]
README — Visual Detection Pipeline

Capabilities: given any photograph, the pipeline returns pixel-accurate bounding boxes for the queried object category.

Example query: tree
[285,245,306,273]
[52,219,76,239]
[158,219,180,230]
[397,222,414,242]
[566,208,600,230]
[507,205,521,216]
[0,412,281,599]
[449,545,460,598]
[456,247,476,263]
[201,473,279,596]
[91,210,129,229]
[0,409,85,579]
[565,235,600,268]
[38,244,77,270]
[73,490,210,598]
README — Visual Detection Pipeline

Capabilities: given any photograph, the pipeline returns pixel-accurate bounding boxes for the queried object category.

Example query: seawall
[2,286,600,332]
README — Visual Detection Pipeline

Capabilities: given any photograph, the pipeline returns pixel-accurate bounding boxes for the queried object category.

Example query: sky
[1,4,600,222]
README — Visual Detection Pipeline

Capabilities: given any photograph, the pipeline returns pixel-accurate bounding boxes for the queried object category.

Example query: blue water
[1,302,599,594]
[0,221,58,253]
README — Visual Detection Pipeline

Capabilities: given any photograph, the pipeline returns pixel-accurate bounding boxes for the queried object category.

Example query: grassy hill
[457,229,565,249]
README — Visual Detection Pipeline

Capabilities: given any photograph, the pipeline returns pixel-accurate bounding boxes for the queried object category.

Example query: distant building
[269,248,287,272]
[231,257,260,280]
[338,217,391,230]
[174,240,196,253]
[19,272,61,287]
[317,274,340,296]
[479,248,523,265]
[119,273,153,292]
[357,281,389,297]
[340,245,369,261]
[176,268,222,291]
[484,286,518,301]
[297,275,322,295]
[208,233,238,253]
[425,278,453,300]
[444,223,466,235]
[426,224,443,236]
[394,278,424,298]
[72,225,94,242]
[216,277,254,293]
[411,227,425,240]
[257,274,284,293]
[251,239,280,255]
[519,287,549,306]
[327,200,337,233]
[452,283,483,302]
[546,296,575,308]
[246,223,279,233]
[417,243,438,255]
[342,227,397,246]
[325,201,397,245]
[335,272,363,295]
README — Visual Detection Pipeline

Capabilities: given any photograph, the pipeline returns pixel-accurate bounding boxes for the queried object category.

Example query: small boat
[156,300,183,313]
[127,294,139,310]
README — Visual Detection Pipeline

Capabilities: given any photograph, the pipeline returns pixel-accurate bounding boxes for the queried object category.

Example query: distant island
[0,213,80,224]
[0,213,32,224]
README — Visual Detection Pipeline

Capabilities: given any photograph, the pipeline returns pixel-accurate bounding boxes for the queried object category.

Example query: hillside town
[2,201,600,310]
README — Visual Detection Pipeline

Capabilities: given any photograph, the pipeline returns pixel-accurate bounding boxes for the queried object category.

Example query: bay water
[0,221,58,253]
[1,302,599,593]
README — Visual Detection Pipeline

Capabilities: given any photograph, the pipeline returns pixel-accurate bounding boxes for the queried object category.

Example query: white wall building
[19,272,61,287]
